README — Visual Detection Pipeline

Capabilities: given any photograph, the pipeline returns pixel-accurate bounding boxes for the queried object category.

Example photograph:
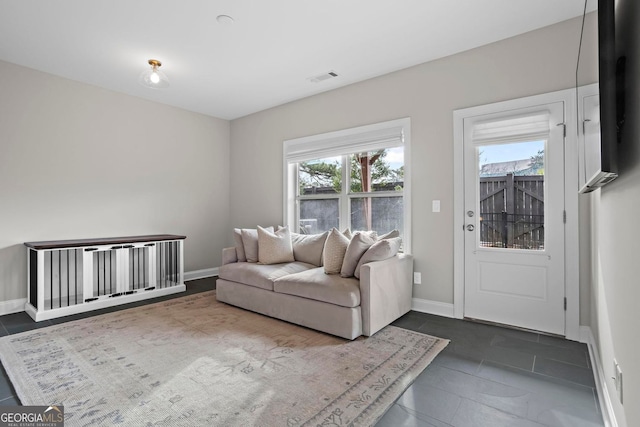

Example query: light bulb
[140,59,169,89]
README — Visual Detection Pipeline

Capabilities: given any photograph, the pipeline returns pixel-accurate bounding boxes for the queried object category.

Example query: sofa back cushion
[233,228,247,262]
[257,225,295,265]
[290,231,328,267]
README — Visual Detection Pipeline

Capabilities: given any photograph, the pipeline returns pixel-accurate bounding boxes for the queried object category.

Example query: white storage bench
[24,234,186,321]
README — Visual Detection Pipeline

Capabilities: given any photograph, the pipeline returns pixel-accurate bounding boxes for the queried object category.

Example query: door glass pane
[478,140,545,250]
[299,199,339,234]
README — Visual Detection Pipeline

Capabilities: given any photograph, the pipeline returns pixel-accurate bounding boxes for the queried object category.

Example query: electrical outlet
[413,272,422,285]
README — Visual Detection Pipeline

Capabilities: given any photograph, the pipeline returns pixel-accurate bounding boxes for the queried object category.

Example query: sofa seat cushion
[219,261,315,291]
[273,268,360,308]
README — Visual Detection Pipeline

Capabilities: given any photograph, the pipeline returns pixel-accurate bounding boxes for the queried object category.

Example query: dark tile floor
[0,280,605,427]
[378,311,605,427]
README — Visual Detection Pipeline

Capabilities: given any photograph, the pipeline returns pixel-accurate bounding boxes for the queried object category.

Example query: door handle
[466,224,475,231]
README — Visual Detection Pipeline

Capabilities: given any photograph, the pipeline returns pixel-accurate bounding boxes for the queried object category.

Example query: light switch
[432,200,441,213]
[413,272,422,284]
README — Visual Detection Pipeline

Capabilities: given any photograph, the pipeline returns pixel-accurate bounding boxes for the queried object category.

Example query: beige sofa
[216,246,414,340]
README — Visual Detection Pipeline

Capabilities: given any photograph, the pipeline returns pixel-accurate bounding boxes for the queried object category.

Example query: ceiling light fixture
[139,59,169,89]
[216,14,234,25]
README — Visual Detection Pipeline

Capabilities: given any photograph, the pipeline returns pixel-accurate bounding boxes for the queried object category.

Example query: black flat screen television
[579,0,623,192]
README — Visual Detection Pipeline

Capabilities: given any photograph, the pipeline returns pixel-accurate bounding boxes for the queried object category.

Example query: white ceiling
[0,1,595,120]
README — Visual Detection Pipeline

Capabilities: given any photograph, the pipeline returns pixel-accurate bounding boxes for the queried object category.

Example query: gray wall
[0,60,230,303]
[230,15,598,306]
[587,0,639,425]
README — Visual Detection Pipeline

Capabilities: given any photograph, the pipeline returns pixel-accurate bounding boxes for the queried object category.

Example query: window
[284,118,411,252]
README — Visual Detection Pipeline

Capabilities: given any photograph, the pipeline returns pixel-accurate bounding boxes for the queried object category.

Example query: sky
[479,140,544,166]
[385,147,404,169]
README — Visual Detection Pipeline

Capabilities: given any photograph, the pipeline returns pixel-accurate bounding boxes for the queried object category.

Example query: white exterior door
[462,102,566,335]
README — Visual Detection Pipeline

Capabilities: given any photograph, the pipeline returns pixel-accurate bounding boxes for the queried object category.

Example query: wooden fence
[479,173,544,249]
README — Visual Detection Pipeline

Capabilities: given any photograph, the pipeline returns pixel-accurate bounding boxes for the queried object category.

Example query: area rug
[0,291,448,426]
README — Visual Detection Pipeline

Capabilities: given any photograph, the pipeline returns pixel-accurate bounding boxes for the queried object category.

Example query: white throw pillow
[323,228,350,274]
[354,237,402,279]
[340,232,376,277]
[258,225,295,265]
[378,229,400,240]
[353,230,378,240]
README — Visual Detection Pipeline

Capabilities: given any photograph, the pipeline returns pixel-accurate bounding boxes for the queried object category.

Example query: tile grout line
[480,359,596,389]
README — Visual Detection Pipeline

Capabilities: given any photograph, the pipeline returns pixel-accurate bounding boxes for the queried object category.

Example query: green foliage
[299,149,403,195]
[529,150,544,175]
[298,160,341,193]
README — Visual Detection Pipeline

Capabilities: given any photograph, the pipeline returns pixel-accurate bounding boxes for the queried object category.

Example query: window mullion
[340,155,350,231]
[348,191,403,198]
[294,162,300,231]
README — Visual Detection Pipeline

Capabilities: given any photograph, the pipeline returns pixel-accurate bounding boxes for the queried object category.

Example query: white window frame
[283,118,412,253]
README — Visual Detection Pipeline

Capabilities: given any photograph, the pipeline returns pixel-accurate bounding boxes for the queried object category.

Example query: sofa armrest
[359,253,414,336]
[222,247,238,265]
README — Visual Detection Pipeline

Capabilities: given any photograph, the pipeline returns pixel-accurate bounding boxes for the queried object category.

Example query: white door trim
[453,88,580,341]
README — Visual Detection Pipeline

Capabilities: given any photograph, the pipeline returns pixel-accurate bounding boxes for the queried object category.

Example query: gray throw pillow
[291,231,329,267]
[340,232,376,277]
[354,237,402,279]
[233,228,247,262]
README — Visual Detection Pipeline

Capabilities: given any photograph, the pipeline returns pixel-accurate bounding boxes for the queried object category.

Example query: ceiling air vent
[308,71,339,83]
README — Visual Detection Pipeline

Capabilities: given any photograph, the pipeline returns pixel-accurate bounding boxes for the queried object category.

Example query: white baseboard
[0,270,218,316]
[580,326,618,427]
[0,298,27,316]
[184,267,218,282]
[411,298,455,318]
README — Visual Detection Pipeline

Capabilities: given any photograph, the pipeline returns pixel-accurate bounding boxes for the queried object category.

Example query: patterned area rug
[0,291,448,426]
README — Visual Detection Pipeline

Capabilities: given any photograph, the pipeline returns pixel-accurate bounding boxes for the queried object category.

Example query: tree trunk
[359,156,371,230]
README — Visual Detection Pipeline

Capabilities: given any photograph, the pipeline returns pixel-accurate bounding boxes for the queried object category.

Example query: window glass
[350,197,403,236]
[285,118,410,251]
[299,199,339,234]
[295,148,404,236]
[478,140,545,250]
[349,147,404,193]
[298,157,342,195]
